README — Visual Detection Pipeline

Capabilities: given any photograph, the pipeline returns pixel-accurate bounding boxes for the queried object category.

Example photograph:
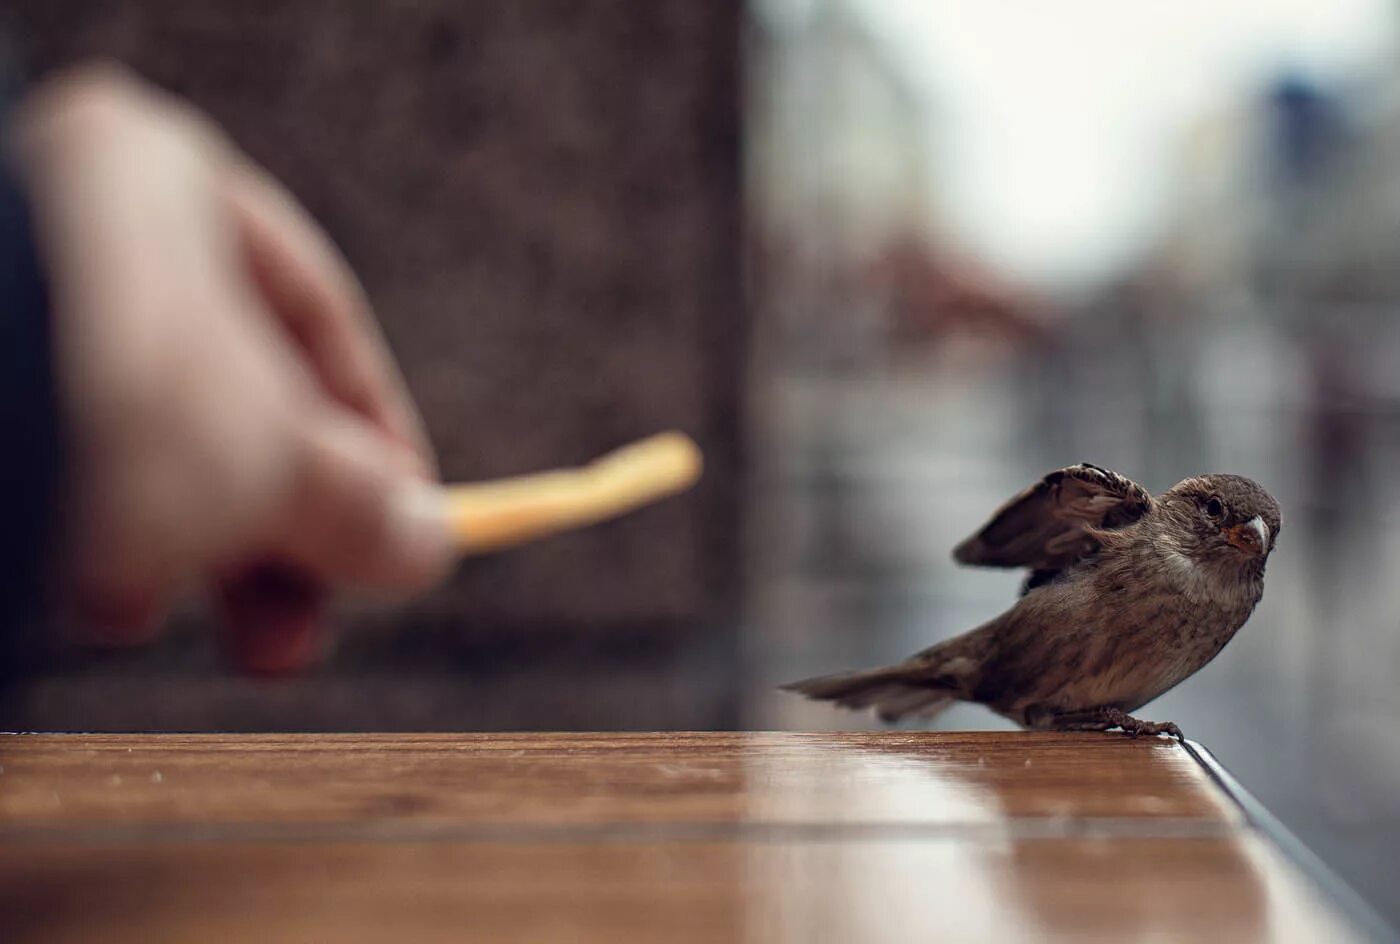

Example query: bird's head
[1159,474,1281,571]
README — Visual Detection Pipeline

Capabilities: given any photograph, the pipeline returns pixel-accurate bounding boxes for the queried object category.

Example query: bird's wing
[952,464,1152,574]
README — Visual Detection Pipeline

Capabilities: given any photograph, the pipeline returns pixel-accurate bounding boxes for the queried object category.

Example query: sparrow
[783,465,1281,738]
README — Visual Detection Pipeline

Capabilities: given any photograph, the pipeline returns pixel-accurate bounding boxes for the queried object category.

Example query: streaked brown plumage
[784,464,1282,738]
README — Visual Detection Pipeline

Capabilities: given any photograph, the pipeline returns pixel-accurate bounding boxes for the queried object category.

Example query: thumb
[277,411,454,592]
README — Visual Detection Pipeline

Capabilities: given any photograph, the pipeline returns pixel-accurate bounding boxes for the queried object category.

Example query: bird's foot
[1097,707,1184,741]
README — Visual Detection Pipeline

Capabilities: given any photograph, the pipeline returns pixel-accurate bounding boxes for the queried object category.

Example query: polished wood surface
[0,732,1366,942]
[0,732,1233,827]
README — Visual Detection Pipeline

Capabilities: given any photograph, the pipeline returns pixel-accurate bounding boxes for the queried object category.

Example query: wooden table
[0,732,1382,942]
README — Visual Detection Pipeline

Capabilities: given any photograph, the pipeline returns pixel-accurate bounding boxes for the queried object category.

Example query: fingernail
[387,480,454,583]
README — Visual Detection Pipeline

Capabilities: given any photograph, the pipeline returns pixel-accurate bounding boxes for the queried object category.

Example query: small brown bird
[784,465,1281,738]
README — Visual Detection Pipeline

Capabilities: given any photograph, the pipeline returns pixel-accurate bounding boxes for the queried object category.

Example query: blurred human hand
[8,64,453,672]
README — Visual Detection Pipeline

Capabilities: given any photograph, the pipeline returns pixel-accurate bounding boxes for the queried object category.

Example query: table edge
[1184,739,1397,944]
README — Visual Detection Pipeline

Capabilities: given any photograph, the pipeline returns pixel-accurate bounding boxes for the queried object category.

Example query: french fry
[445,431,703,555]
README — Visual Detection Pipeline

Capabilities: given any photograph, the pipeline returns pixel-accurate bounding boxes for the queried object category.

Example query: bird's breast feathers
[1106,527,1262,613]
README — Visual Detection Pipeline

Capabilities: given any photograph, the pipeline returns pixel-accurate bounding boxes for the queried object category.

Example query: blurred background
[4,0,1400,928]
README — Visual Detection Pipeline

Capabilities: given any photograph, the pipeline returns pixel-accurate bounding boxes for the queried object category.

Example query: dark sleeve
[0,144,60,686]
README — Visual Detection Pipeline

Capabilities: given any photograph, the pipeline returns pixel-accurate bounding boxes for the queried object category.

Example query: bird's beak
[1224,516,1269,556]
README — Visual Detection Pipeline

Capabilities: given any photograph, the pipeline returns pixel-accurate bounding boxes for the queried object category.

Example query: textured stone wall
[13,0,744,635]
[5,2,744,728]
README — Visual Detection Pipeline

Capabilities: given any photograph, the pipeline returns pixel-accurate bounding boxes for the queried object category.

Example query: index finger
[222,162,437,476]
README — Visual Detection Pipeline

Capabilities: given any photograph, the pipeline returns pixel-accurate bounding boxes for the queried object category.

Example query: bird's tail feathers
[782,665,957,724]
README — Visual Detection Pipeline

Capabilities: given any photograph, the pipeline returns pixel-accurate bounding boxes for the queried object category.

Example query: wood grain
[0,835,1356,944]
[0,732,1233,829]
[0,732,1367,942]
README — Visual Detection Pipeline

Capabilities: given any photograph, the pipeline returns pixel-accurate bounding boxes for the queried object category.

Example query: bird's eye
[1204,497,1225,520]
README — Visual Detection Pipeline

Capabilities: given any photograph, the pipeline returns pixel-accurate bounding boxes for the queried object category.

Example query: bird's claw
[1099,708,1184,741]
[1123,719,1184,741]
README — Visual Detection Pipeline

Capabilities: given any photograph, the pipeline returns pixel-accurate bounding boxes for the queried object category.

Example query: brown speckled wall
[8,2,745,729]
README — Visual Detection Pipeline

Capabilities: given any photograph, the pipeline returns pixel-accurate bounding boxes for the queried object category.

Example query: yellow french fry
[445,431,703,555]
